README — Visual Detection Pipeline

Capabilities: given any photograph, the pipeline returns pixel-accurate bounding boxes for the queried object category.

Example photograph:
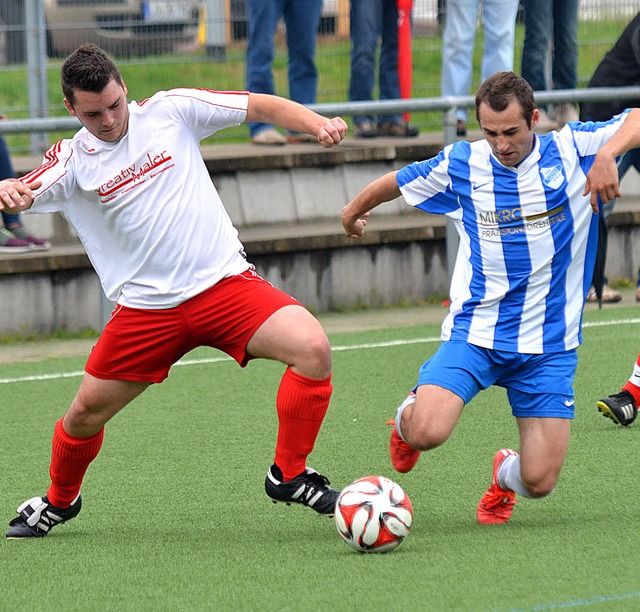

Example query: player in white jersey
[341,71,640,525]
[0,44,348,539]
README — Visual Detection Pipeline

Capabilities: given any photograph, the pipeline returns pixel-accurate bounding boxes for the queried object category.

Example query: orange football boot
[477,448,518,525]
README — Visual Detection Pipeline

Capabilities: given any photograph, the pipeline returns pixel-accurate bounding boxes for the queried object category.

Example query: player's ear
[531,108,540,129]
[64,98,76,116]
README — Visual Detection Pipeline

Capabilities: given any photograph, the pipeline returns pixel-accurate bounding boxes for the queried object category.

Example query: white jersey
[23,88,252,308]
[397,112,630,354]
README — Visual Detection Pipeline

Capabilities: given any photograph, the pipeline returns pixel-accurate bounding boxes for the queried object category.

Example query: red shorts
[85,269,301,383]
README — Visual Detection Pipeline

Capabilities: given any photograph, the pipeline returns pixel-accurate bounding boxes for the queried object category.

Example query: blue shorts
[416,341,578,419]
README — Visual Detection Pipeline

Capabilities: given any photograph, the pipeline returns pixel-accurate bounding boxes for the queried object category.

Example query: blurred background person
[580,10,640,304]
[0,122,50,253]
[441,0,519,137]
[245,0,323,145]
[349,0,419,139]
[521,0,580,132]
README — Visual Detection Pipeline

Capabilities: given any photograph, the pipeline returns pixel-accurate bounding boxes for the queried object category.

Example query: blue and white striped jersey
[397,112,630,354]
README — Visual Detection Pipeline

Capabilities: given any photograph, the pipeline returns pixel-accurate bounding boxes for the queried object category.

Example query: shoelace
[386,418,415,456]
[481,488,515,510]
[294,473,331,506]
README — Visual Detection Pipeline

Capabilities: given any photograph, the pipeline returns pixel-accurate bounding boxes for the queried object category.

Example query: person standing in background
[245,0,323,145]
[521,0,580,132]
[580,10,640,305]
[0,119,50,253]
[349,0,419,139]
[441,0,519,137]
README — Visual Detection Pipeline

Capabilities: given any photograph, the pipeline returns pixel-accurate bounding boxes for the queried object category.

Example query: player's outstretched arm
[0,178,42,212]
[584,108,640,212]
[245,93,348,148]
[342,171,401,238]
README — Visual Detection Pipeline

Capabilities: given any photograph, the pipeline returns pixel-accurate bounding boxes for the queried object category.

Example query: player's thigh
[247,304,331,376]
[517,416,571,490]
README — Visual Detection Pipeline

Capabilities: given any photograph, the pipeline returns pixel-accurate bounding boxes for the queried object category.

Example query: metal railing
[2,85,640,146]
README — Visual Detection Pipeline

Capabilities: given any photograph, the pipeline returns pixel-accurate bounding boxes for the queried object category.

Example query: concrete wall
[2,140,640,335]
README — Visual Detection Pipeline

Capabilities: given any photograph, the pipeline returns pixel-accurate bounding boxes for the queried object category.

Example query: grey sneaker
[251,127,287,146]
[6,495,82,539]
[597,390,638,426]
[265,464,339,516]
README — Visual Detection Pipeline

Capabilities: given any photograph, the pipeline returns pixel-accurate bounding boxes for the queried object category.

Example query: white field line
[0,318,638,385]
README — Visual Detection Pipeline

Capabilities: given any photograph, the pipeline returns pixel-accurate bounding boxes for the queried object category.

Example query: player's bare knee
[404,424,447,451]
[296,333,332,378]
[522,476,557,498]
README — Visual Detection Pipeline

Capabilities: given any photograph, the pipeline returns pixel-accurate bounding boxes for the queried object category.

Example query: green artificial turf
[1,308,639,611]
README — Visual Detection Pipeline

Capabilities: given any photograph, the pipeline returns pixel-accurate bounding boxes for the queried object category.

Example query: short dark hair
[475,71,536,128]
[61,44,124,106]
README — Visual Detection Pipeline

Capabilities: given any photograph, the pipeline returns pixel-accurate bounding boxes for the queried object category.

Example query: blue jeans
[521,0,578,93]
[0,135,20,227]
[245,0,322,137]
[441,0,519,122]
[349,0,402,127]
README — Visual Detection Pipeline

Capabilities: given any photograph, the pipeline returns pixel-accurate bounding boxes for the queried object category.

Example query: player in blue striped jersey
[341,71,640,525]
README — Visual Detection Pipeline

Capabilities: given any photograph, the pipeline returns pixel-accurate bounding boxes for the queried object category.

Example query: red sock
[274,367,332,481]
[47,418,104,507]
[623,381,640,407]
[622,355,640,407]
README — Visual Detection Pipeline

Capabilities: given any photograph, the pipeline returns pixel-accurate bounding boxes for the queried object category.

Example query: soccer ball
[335,475,413,553]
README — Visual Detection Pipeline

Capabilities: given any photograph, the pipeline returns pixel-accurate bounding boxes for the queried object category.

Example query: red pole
[396,0,413,121]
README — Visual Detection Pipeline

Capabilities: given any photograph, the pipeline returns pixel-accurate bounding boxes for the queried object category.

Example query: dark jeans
[521,0,578,92]
[349,0,402,127]
[0,135,20,226]
[245,0,323,137]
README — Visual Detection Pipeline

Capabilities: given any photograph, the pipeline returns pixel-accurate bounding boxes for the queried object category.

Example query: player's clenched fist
[318,117,348,148]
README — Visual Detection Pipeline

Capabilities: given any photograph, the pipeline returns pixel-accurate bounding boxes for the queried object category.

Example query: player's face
[478,100,538,167]
[64,78,129,143]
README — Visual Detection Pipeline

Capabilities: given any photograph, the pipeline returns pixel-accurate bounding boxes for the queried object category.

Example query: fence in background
[0,0,638,154]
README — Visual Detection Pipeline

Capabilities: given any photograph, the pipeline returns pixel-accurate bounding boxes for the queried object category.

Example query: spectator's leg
[378,0,401,124]
[283,0,323,106]
[521,0,553,92]
[480,0,518,81]
[245,0,283,136]
[551,0,579,90]
[441,0,482,122]
[349,0,383,128]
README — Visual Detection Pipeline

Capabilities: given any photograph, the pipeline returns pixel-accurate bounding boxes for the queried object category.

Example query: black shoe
[456,120,467,137]
[265,464,339,516]
[377,120,419,138]
[597,390,638,426]
[6,495,82,539]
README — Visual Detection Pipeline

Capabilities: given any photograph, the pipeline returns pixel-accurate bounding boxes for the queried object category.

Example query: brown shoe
[286,132,318,144]
[377,120,419,138]
[586,285,622,303]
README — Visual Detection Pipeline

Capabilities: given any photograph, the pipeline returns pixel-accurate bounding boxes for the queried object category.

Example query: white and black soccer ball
[335,475,413,553]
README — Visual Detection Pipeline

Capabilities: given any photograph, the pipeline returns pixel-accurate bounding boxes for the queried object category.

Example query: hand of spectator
[317,117,348,148]
[0,178,42,211]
